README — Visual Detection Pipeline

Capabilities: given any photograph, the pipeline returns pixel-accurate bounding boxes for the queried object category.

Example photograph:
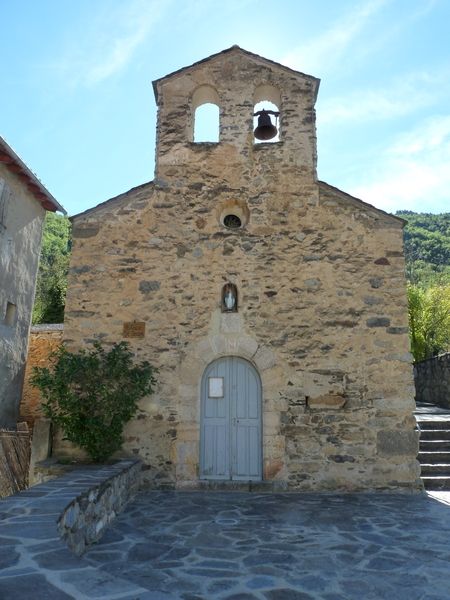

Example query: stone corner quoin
[60,46,421,492]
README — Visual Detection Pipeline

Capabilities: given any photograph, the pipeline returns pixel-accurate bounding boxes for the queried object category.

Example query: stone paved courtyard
[3,488,450,599]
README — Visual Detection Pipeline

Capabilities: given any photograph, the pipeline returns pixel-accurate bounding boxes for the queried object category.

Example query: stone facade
[20,324,64,426]
[415,353,450,408]
[0,136,64,427]
[61,47,421,491]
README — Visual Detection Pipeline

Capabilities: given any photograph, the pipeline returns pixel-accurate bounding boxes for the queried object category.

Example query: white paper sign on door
[208,377,224,398]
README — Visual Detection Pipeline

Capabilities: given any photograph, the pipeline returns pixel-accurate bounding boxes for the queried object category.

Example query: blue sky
[1,0,449,216]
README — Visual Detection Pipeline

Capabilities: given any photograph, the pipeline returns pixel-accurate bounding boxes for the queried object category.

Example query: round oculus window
[223,214,242,229]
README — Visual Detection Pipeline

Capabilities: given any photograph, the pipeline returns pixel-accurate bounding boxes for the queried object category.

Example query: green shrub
[31,341,156,462]
[408,283,450,362]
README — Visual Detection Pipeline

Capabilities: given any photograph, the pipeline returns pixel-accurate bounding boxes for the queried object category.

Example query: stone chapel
[60,46,421,491]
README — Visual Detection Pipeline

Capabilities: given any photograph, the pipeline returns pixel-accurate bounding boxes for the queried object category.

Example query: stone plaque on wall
[123,321,146,338]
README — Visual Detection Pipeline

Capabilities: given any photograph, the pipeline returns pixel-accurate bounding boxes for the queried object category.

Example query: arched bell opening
[253,84,281,144]
[192,85,220,143]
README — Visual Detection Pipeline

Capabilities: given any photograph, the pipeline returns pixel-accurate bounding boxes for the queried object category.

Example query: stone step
[419,429,450,441]
[420,463,450,475]
[420,440,450,451]
[417,420,450,430]
[421,476,450,490]
[195,480,288,492]
[418,451,450,464]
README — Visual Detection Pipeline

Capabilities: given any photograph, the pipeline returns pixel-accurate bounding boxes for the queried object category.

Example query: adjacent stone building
[0,136,65,427]
[62,47,421,491]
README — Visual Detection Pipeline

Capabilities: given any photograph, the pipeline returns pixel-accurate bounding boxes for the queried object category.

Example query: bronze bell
[254,109,279,140]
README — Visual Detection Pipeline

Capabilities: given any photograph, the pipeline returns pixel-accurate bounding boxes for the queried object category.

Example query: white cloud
[319,69,450,125]
[348,115,450,213]
[53,0,170,87]
[388,115,450,155]
[281,0,389,75]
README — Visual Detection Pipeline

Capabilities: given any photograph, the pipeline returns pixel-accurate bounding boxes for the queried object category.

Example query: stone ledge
[57,459,141,555]
[0,459,141,557]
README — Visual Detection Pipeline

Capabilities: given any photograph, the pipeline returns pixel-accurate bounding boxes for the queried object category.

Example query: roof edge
[152,45,320,103]
[70,180,155,221]
[0,136,65,214]
[318,181,406,226]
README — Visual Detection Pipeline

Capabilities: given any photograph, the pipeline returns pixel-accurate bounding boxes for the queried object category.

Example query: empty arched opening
[253,84,281,144]
[192,85,220,143]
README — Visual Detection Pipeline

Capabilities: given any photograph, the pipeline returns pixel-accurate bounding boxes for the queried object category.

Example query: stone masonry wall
[414,353,450,408]
[20,324,64,426]
[59,48,420,491]
[0,164,46,427]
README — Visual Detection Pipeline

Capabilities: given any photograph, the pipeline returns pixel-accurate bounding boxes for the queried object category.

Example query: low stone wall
[57,459,141,555]
[414,353,450,408]
[0,460,144,596]
[20,324,64,426]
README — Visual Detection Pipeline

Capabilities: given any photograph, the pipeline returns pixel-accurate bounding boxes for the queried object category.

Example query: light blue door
[200,357,262,481]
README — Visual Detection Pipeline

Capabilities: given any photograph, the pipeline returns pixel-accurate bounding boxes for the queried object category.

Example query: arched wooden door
[200,356,262,481]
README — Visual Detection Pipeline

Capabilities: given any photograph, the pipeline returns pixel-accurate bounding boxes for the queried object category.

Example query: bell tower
[152,46,320,189]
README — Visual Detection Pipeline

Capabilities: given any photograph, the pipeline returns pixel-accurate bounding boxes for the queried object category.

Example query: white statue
[224,289,236,310]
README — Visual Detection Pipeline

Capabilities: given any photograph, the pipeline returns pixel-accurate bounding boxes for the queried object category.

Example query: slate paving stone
[0,523,57,539]
[29,539,67,553]
[186,568,241,578]
[105,565,172,591]
[83,549,125,562]
[128,542,172,561]
[246,575,277,589]
[223,594,259,599]
[289,575,327,592]
[264,589,315,599]
[0,548,20,569]
[4,487,450,598]
[207,579,238,594]
[61,568,145,597]
[0,574,73,599]
[248,565,291,577]
[119,592,174,600]
[196,559,239,569]
[33,548,86,570]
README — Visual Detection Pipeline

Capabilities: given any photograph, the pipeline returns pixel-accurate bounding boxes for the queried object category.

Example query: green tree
[397,211,450,285]
[408,283,450,362]
[31,342,157,462]
[33,213,71,324]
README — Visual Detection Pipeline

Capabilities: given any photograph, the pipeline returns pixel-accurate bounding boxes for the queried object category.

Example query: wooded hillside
[397,211,450,284]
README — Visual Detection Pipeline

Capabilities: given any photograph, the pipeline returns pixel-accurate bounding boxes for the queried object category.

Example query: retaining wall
[58,459,141,555]
[414,353,450,408]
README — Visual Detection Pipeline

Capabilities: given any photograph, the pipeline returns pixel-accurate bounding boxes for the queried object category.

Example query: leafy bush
[31,341,156,462]
[408,283,450,362]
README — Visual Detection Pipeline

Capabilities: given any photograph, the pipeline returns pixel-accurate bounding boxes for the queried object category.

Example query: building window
[218,199,249,230]
[192,85,220,143]
[223,214,242,229]
[3,302,16,327]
